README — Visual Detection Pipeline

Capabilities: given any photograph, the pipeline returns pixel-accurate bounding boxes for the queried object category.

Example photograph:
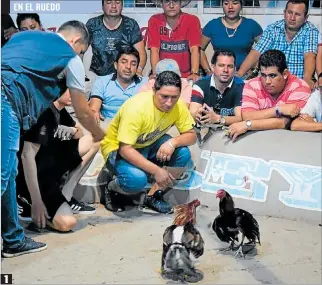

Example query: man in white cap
[138,59,192,107]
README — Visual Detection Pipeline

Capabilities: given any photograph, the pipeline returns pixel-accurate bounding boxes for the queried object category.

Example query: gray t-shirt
[301,89,322,122]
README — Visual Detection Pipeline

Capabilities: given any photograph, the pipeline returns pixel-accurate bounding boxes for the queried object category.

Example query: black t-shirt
[22,104,76,146]
[86,15,142,76]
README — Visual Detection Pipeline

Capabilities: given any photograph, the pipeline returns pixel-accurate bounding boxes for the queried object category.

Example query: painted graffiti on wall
[173,151,322,212]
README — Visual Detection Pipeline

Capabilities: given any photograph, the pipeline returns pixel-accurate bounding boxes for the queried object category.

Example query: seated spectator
[190,50,244,126]
[100,71,196,213]
[86,0,146,77]
[89,47,147,122]
[16,90,99,232]
[291,74,322,132]
[201,0,262,74]
[147,0,201,81]
[228,49,311,141]
[16,13,42,31]
[237,0,319,88]
[138,59,192,107]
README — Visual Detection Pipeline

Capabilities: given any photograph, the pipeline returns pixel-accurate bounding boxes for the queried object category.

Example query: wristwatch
[246,120,252,130]
[220,116,226,125]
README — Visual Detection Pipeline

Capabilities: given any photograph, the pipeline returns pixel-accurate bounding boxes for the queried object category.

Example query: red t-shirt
[147,13,201,78]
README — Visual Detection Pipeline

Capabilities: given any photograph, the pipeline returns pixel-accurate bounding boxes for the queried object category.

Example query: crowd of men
[1,0,321,258]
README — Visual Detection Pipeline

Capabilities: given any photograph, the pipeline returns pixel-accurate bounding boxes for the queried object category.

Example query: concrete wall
[75,129,322,224]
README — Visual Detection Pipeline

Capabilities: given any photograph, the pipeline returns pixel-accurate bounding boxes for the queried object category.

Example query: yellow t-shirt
[101,91,195,160]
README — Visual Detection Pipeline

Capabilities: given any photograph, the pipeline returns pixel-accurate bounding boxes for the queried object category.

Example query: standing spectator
[201,0,262,74]
[16,13,42,31]
[138,59,192,107]
[229,50,311,141]
[1,14,18,47]
[291,74,322,132]
[147,0,201,81]
[1,21,104,258]
[100,71,196,213]
[237,0,319,88]
[16,90,99,231]
[190,50,244,126]
[89,47,147,122]
[86,0,146,77]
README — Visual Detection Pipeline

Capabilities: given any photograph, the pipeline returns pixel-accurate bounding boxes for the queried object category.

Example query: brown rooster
[161,199,204,283]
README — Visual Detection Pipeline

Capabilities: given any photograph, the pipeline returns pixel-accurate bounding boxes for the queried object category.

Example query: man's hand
[4,27,18,40]
[197,104,220,124]
[156,140,175,162]
[92,110,104,125]
[187,73,199,83]
[228,121,248,141]
[299,113,315,122]
[31,199,50,228]
[154,167,174,188]
[54,125,77,140]
[279,104,300,118]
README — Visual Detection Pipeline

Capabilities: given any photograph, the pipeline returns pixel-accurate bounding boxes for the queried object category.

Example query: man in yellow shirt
[101,71,197,213]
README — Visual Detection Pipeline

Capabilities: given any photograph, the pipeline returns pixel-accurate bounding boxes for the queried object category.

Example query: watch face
[246,120,252,127]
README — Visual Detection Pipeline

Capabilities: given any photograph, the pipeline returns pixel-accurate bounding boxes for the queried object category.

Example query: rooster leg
[219,240,235,252]
[234,234,246,258]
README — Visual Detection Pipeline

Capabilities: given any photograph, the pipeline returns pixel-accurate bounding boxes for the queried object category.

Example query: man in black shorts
[16,90,99,232]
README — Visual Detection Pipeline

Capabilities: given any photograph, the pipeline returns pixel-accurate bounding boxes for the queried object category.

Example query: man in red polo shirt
[147,0,201,81]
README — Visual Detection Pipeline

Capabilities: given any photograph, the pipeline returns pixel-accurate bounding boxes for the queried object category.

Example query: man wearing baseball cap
[138,59,192,107]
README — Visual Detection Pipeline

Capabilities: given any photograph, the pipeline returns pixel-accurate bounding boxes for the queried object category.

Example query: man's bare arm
[237,49,261,77]
[150,47,160,76]
[70,88,105,141]
[291,117,322,132]
[303,52,316,89]
[134,40,147,75]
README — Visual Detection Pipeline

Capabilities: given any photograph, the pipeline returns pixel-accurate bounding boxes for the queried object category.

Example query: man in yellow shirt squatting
[100,71,197,213]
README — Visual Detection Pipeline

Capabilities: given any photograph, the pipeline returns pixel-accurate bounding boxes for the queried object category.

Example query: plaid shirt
[254,20,319,79]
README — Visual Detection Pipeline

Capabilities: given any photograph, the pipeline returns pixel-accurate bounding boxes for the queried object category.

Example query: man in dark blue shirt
[1,21,105,258]
[190,50,244,126]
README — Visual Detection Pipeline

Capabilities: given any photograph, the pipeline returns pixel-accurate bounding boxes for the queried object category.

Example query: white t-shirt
[301,89,322,122]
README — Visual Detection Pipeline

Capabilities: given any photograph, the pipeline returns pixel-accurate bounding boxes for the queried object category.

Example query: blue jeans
[1,91,25,248]
[108,134,192,193]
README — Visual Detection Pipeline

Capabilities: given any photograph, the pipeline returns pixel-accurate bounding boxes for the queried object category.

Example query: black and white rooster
[161,199,204,283]
[212,189,261,257]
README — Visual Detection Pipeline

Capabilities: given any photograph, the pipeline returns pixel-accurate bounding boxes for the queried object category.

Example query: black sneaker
[103,189,125,212]
[17,195,32,222]
[2,237,47,258]
[143,194,173,214]
[68,197,96,215]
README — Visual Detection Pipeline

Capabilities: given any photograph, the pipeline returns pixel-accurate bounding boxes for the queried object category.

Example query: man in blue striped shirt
[237,0,319,89]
